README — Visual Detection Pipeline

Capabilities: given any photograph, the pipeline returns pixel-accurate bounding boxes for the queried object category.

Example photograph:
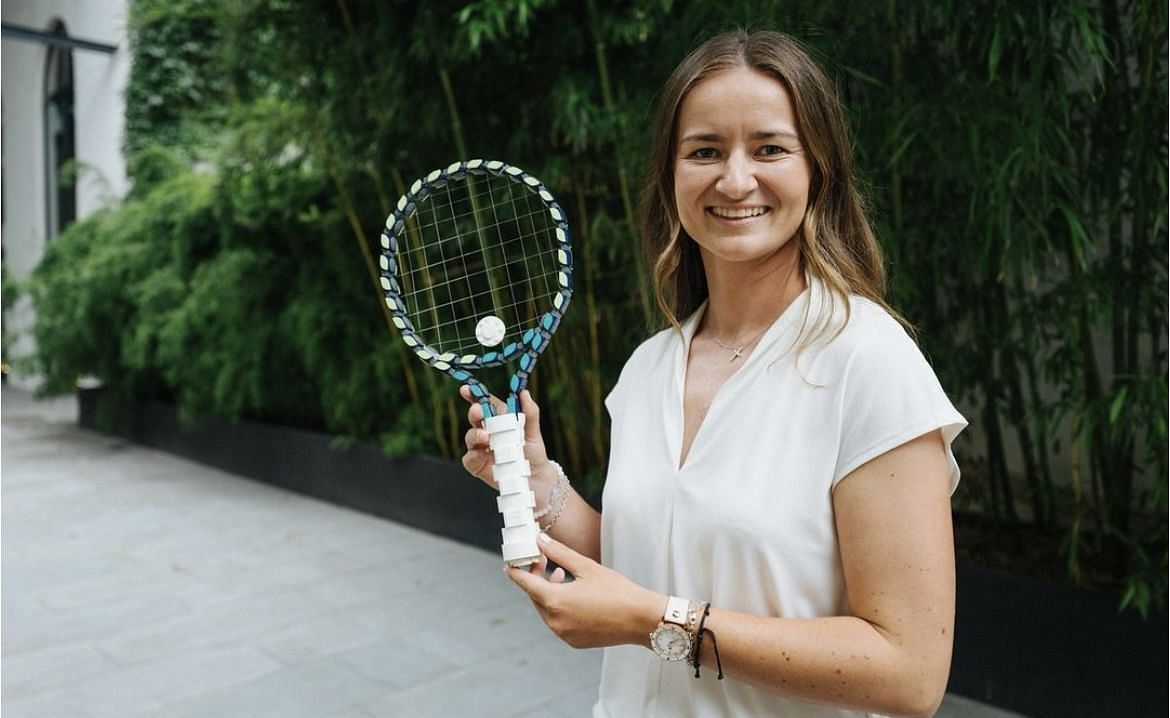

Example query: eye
[690,147,719,160]
[758,144,788,157]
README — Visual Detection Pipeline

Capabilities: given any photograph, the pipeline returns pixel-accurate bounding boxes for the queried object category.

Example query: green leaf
[1108,386,1128,426]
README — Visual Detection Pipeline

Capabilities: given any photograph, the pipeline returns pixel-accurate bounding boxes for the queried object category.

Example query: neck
[699,241,806,342]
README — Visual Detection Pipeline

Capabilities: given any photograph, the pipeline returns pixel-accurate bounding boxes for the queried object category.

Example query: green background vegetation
[28,0,1167,613]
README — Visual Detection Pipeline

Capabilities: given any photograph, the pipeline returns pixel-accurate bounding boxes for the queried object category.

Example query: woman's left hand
[506,534,663,649]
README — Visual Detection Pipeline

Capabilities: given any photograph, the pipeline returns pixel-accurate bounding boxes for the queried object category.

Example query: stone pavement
[1,387,1025,717]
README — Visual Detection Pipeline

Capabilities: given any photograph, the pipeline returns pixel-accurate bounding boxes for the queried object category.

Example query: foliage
[30,0,1167,612]
[124,0,227,179]
[1,261,18,369]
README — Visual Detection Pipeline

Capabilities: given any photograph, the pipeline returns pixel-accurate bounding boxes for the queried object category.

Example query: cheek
[778,167,812,211]
[673,174,702,216]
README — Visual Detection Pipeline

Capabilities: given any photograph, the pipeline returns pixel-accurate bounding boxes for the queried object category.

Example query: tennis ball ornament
[475,315,507,347]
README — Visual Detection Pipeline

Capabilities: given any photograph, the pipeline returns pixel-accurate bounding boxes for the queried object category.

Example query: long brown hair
[639,29,901,341]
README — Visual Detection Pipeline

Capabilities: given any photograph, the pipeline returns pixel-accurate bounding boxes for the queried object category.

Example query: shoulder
[604,323,681,413]
[801,291,920,370]
[833,295,915,352]
[617,324,680,381]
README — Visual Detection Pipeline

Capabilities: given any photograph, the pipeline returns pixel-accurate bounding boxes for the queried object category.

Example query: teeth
[711,206,767,219]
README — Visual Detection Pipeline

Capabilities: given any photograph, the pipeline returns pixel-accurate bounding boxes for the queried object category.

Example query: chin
[704,237,795,265]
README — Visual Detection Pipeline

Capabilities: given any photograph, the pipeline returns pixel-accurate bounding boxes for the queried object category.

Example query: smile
[708,206,769,219]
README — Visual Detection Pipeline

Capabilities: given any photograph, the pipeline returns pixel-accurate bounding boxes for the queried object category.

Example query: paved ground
[1,386,1025,717]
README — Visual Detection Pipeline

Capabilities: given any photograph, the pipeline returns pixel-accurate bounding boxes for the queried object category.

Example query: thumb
[519,390,543,443]
[537,533,591,575]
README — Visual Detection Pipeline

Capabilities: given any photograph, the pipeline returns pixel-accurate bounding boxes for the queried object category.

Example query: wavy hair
[639,29,903,343]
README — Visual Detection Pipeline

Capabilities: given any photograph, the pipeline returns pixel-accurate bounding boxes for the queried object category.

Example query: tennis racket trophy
[378,160,573,567]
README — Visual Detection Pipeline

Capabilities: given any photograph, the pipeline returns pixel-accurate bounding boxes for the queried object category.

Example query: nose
[715,153,758,199]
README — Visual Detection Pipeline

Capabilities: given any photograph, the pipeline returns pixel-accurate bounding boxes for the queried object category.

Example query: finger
[530,554,549,577]
[460,386,508,422]
[548,566,566,584]
[461,451,491,481]
[519,390,543,442]
[464,427,489,451]
[536,534,590,575]
[505,563,551,600]
[487,393,509,417]
[466,400,483,428]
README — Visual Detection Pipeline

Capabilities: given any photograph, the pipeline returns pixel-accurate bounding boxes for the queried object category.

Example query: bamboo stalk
[585,0,652,329]
[335,0,355,36]
[318,127,396,342]
[575,182,606,470]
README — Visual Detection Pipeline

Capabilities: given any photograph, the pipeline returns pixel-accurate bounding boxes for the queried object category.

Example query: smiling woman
[459,29,967,718]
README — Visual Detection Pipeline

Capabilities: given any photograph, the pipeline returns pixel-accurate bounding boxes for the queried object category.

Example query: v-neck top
[593,279,967,718]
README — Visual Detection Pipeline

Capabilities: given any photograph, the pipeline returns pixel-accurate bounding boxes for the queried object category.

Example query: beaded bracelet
[535,461,571,533]
[532,461,568,520]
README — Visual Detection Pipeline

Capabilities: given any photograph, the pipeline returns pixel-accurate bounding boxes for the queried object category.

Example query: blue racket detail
[378,159,573,417]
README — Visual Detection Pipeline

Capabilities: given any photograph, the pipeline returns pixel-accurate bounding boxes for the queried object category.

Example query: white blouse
[593,279,967,718]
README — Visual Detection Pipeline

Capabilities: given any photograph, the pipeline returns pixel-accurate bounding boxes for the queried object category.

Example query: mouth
[708,206,770,220]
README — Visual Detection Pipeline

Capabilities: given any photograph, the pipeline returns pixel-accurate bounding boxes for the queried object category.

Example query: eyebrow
[679,129,800,144]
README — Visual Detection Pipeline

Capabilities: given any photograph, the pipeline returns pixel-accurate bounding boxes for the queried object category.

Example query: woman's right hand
[459,387,552,488]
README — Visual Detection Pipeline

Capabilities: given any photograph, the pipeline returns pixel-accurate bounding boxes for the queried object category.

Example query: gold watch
[649,596,695,661]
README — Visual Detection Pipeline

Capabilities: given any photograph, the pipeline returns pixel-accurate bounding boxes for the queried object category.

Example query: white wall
[2,0,130,387]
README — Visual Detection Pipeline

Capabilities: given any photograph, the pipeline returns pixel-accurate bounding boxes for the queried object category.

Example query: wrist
[528,459,558,496]
[629,590,668,648]
[532,460,570,532]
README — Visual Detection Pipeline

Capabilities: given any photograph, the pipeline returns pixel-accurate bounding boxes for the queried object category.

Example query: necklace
[712,326,769,362]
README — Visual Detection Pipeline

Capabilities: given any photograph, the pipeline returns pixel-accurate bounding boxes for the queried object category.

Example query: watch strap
[663,595,690,627]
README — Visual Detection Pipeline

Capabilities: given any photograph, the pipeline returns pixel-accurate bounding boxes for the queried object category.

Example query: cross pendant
[729,348,743,362]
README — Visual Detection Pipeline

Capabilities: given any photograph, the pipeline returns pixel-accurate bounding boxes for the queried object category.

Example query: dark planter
[950,564,1166,717]
[77,388,501,552]
[77,389,1167,718]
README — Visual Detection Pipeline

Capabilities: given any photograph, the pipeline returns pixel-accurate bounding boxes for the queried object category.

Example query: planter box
[78,389,501,553]
[77,389,1167,718]
[949,564,1165,717]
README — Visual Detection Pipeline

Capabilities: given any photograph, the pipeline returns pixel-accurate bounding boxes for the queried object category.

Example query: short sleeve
[831,311,967,492]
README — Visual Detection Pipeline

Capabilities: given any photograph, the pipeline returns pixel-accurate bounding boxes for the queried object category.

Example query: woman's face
[673,65,812,271]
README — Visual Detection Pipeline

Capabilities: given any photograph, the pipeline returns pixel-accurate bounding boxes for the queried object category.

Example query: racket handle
[484,412,541,567]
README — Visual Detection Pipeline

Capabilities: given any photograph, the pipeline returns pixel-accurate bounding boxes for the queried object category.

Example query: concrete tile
[333,633,456,689]
[359,640,597,718]
[0,641,120,701]
[0,645,280,718]
[156,661,389,718]
[399,595,558,667]
[1,585,193,656]
[97,587,329,667]
[254,600,417,668]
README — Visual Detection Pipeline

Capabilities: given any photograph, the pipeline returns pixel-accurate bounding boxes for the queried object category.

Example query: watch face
[650,624,691,661]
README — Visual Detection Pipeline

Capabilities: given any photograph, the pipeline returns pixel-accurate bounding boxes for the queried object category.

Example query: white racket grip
[496,490,535,512]
[492,443,526,464]
[496,471,530,496]
[494,458,531,483]
[484,412,541,567]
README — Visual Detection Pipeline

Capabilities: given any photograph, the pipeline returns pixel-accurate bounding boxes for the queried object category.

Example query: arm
[460,387,601,561]
[509,430,955,718]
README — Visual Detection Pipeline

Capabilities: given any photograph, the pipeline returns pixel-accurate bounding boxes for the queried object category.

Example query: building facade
[2,0,130,388]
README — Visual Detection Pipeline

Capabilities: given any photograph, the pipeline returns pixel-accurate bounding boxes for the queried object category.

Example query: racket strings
[396,174,562,357]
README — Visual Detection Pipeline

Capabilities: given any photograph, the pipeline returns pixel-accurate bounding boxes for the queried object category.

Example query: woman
[460,29,966,718]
